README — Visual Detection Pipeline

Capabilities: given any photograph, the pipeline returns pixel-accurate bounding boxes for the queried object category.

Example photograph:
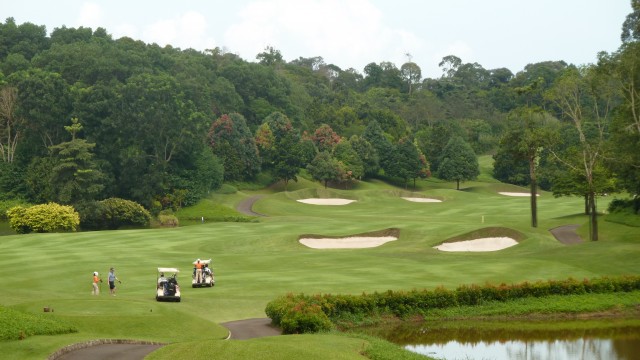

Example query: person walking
[108,267,120,296]
[92,272,102,295]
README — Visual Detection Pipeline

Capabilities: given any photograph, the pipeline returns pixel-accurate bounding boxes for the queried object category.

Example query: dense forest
[1,2,639,234]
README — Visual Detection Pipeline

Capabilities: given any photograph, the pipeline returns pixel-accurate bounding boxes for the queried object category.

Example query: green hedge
[265,276,640,333]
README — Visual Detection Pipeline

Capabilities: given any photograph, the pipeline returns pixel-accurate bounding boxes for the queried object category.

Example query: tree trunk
[456,179,460,190]
[588,191,598,241]
[529,158,538,228]
[584,194,590,215]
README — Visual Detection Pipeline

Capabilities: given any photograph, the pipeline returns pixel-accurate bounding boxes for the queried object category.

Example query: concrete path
[54,343,163,360]
[222,318,281,340]
[236,195,267,217]
[549,224,584,245]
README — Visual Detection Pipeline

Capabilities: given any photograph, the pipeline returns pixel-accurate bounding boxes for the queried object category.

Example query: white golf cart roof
[157,267,179,273]
[192,259,211,265]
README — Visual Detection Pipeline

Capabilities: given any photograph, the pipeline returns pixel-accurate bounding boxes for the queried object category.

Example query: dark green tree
[48,117,105,204]
[208,113,260,181]
[436,136,479,190]
[307,151,344,189]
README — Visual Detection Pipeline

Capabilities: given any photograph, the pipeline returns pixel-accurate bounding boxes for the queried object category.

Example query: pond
[355,318,640,360]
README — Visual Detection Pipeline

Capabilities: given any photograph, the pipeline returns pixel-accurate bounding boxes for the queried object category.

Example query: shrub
[266,276,640,333]
[7,203,80,234]
[77,198,151,230]
[0,199,30,220]
[279,301,332,334]
[157,213,179,227]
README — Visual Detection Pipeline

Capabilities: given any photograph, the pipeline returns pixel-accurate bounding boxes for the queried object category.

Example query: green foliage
[436,136,479,189]
[0,305,77,340]
[77,198,150,230]
[6,202,79,233]
[0,199,29,220]
[266,276,640,332]
[157,213,179,227]
[265,293,333,334]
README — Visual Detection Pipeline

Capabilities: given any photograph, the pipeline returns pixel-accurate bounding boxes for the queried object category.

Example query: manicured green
[1,158,638,359]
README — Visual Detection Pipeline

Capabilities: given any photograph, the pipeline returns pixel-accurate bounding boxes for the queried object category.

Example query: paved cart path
[549,224,584,245]
[236,195,267,217]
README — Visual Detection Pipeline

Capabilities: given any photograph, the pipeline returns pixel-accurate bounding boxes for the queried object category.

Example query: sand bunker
[299,236,397,249]
[499,192,539,197]
[402,197,442,203]
[434,237,518,252]
[297,198,356,205]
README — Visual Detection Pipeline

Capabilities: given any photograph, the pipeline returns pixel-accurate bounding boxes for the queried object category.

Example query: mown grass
[0,306,77,340]
[0,155,638,359]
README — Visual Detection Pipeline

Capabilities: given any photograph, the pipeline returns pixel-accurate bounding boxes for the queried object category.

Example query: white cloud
[224,0,423,70]
[141,11,216,50]
[76,2,103,28]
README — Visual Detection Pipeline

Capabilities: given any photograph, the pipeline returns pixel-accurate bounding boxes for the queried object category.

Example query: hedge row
[265,276,640,334]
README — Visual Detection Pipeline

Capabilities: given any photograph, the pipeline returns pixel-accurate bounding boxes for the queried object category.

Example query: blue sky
[2,0,632,78]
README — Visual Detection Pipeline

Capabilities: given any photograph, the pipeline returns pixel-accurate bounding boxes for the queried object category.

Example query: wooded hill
[0,5,639,220]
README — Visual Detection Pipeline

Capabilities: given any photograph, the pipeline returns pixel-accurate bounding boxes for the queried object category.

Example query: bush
[7,203,80,234]
[157,213,179,227]
[77,198,151,230]
[265,276,640,333]
[0,199,30,220]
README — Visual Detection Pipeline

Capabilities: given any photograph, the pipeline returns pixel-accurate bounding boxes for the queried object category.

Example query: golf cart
[156,267,181,302]
[192,259,215,288]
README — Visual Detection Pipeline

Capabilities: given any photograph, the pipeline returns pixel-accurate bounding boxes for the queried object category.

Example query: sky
[2,0,633,78]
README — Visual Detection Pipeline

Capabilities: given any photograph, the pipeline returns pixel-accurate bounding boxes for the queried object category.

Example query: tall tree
[0,86,21,163]
[497,109,559,227]
[208,113,260,180]
[48,117,104,204]
[307,151,344,189]
[436,136,479,190]
[545,66,618,241]
[261,112,304,189]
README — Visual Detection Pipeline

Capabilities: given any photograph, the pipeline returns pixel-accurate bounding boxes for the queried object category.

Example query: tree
[333,139,364,182]
[311,124,341,153]
[208,113,260,181]
[0,86,21,163]
[436,136,479,190]
[545,66,618,241]
[400,60,422,95]
[385,137,425,189]
[48,117,104,204]
[261,112,304,189]
[497,109,559,227]
[307,151,344,189]
[362,120,392,175]
[621,0,640,44]
[349,135,379,178]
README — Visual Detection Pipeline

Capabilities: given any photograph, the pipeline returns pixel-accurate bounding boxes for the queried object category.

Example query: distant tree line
[0,1,639,238]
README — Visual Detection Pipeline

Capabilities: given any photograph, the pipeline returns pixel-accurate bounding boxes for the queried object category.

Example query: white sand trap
[297,198,356,205]
[434,237,518,252]
[300,236,397,249]
[402,197,442,203]
[499,192,539,197]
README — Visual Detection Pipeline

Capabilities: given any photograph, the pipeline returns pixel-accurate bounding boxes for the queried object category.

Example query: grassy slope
[1,156,638,359]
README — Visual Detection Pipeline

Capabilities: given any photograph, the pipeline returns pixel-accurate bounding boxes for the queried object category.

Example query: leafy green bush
[7,203,80,233]
[77,198,151,230]
[0,306,77,340]
[0,199,30,220]
[266,276,640,333]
